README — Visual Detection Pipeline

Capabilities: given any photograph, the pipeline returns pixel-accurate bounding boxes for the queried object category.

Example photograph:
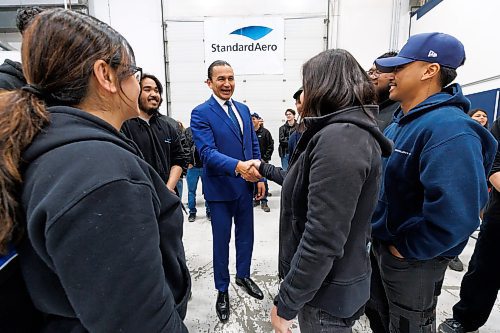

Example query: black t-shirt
[484,118,500,219]
[121,115,185,183]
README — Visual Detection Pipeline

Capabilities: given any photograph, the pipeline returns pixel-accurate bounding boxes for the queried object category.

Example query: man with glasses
[368,32,497,333]
[278,109,297,171]
[121,73,186,195]
[365,52,402,333]
[367,51,400,131]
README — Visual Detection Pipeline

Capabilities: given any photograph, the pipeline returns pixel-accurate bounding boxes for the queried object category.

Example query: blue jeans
[281,154,289,171]
[186,167,209,214]
[298,303,356,333]
[176,178,183,198]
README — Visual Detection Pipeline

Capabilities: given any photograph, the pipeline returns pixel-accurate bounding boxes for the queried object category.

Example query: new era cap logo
[428,50,438,58]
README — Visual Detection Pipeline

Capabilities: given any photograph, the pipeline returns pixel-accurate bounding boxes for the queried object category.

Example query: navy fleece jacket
[371,84,497,260]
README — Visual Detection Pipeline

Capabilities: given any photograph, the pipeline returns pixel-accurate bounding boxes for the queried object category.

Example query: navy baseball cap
[251,112,261,119]
[375,32,466,72]
[293,87,303,100]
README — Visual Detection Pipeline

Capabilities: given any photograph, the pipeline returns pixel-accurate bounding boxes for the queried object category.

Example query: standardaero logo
[230,26,273,41]
[211,25,278,53]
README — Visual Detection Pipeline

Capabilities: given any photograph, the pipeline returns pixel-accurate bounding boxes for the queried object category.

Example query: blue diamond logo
[230,26,273,41]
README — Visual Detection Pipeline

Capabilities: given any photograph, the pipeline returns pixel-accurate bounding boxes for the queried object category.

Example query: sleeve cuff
[276,295,298,321]
[258,162,268,176]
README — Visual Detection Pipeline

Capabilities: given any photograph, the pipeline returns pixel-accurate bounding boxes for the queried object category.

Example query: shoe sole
[438,323,478,333]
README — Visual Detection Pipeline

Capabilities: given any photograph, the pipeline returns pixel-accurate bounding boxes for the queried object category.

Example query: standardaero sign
[204,17,284,75]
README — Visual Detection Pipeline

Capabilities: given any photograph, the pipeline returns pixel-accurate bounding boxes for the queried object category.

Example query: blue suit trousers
[208,190,254,292]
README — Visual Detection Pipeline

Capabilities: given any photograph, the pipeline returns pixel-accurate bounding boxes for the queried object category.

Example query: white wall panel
[164,0,327,18]
[165,21,207,125]
[334,0,397,69]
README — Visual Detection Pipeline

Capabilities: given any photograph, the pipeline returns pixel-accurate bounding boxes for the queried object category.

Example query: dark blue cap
[375,32,466,72]
[251,112,261,119]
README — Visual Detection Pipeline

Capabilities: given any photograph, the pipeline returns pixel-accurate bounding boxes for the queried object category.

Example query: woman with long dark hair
[0,9,190,332]
[468,108,489,128]
[245,49,392,332]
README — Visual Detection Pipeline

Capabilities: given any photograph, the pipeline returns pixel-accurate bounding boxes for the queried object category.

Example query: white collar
[212,94,233,108]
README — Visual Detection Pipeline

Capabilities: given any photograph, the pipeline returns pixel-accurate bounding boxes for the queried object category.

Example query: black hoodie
[260,105,392,320]
[19,106,190,332]
[0,59,26,90]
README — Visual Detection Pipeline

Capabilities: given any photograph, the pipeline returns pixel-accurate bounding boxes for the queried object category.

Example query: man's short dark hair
[439,66,457,87]
[377,51,398,60]
[285,109,296,116]
[16,7,44,34]
[141,73,163,96]
[207,60,231,80]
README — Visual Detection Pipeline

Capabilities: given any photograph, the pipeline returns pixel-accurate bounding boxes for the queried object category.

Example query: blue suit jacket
[191,96,261,201]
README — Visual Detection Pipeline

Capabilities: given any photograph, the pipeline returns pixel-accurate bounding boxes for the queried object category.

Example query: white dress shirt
[213,94,243,134]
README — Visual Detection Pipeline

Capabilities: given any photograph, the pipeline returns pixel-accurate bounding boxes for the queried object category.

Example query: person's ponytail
[0,89,48,254]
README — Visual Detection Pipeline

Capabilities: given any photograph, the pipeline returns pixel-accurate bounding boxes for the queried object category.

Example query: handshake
[235,159,263,182]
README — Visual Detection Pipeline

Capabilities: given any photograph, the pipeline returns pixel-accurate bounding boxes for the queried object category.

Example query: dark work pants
[453,215,500,331]
[371,240,450,333]
[298,303,358,333]
[208,191,254,292]
[365,249,390,333]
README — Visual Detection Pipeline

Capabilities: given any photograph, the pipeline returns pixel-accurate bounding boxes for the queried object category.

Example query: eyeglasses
[367,69,383,78]
[128,65,142,81]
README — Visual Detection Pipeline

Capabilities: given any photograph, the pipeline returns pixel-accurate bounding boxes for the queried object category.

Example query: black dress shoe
[215,291,230,322]
[235,277,264,300]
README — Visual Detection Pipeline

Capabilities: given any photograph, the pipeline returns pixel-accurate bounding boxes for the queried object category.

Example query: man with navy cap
[367,32,497,332]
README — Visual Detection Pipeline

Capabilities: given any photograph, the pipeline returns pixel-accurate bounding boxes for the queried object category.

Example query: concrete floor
[181,181,500,332]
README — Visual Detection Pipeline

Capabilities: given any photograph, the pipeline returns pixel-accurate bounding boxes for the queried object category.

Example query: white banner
[204,16,284,75]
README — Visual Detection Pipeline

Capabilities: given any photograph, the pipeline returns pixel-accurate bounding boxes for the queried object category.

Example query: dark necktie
[225,100,242,135]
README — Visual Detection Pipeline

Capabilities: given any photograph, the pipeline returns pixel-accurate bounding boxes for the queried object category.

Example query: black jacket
[20,106,190,332]
[121,114,187,184]
[160,115,190,176]
[376,98,400,132]
[260,106,392,320]
[255,126,274,162]
[0,59,26,90]
[278,121,297,157]
[484,118,500,220]
[185,127,203,167]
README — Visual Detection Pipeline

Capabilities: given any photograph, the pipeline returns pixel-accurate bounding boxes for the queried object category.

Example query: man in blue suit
[191,60,266,323]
